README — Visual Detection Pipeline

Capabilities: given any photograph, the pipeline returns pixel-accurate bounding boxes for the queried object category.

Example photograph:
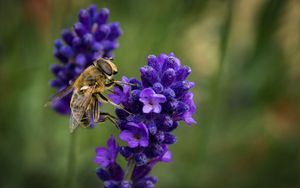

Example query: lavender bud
[72,36,81,47]
[108,22,122,40]
[175,101,189,115]
[162,115,173,131]
[50,79,63,89]
[61,29,74,46]
[88,5,97,18]
[154,131,165,143]
[54,51,68,63]
[135,180,155,188]
[103,40,118,51]
[78,9,90,28]
[176,65,191,81]
[135,153,148,166]
[83,33,94,45]
[163,133,176,144]
[163,88,175,100]
[165,121,178,132]
[59,46,73,58]
[104,180,119,188]
[119,146,132,158]
[140,66,159,87]
[171,81,195,98]
[120,181,132,188]
[74,22,87,37]
[75,54,86,67]
[157,53,168,64]
[54,39,63,49]
[161,68,176,87]
[129,78,143,90]
[152,144,164,157]
[147,55,160,72]
[95,25,110,41]
[51,64,61,76]
[162,56,180,72]
[96,168,110,181]
[131,90,141,101]
[152,83,164,94]
[92,42,103,51]
[97,8,110,25]
[146,121,157,135]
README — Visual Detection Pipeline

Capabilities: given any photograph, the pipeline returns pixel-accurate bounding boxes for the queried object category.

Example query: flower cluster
[50,5,122,115]
[94,53,196,187]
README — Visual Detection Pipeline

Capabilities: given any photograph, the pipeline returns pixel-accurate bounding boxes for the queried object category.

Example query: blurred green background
[1,0,300,187]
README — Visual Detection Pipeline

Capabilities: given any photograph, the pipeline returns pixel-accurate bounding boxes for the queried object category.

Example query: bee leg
[105,81,121,90]
[113,80,137,87]
[95,93,132,115]
[95,112,119,128]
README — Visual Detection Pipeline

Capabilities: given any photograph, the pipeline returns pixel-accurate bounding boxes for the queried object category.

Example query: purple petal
[120,130,134,141]
[108,94,121,104]
[139,137,149,147]
[140,123,149,138]
[94,147,110,167]
[139,98,149,104]
[183,114,197,125]
[107,136,118,159]
[143,104,153,113]
[121,76,130,94]
[161,151,172,163]
[140,88,155,98]
[152,104,161,113]
[127,140,139,148]
[126,122,141,129]
[152,94,166,103]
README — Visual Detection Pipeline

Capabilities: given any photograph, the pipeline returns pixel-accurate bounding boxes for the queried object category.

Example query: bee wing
[45,84,74,107]
[93,98,100,123]
[69,86,95,133]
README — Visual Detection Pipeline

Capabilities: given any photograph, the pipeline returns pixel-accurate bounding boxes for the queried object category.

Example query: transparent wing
[69,86,95,133]
[93,98,100,123]
[45,84,74,107]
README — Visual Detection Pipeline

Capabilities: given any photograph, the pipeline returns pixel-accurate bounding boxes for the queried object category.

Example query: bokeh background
[1,0,300,187]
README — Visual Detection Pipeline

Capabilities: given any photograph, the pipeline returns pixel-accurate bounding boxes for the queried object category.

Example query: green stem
[125,159,135,180]
[65,132,77,188]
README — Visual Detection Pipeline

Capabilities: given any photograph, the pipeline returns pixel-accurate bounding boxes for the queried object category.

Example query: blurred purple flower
[50,5,122,115]
[94,136,118,168]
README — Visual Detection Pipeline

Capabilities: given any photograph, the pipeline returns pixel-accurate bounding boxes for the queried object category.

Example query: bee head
[94,57,118,77]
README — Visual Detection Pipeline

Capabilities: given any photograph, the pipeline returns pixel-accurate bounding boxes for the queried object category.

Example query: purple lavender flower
[95,137,125,187]
[50,5,122,115]
[119,122,149,148]
[139,88,166,113]
[108,76,131,105]
[94,136,118,168]
[94,53,196,187]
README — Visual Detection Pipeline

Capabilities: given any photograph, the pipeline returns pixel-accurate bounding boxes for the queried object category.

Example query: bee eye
[99,61,113,76]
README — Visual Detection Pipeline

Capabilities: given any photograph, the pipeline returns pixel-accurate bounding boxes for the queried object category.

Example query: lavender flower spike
[94,53,196,187]
[50,5,122,115]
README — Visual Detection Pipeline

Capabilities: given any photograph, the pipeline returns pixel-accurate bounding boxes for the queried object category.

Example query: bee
[50,57,129,133]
